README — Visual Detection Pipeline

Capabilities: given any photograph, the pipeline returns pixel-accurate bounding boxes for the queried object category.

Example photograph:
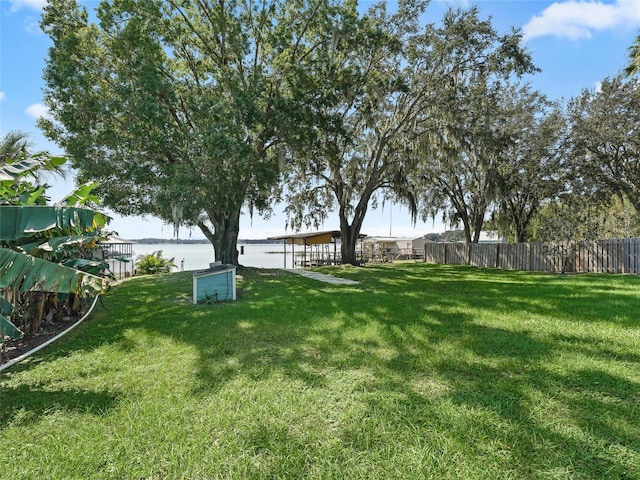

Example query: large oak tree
[40,0,329,264]
[284,0,429,264]
[491,86,568,243]
[412,8,537,244]
[285,4,535,262]
[568,75,640,213]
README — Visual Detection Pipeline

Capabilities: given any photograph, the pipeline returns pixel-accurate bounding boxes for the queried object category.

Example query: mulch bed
[1,315,86,366]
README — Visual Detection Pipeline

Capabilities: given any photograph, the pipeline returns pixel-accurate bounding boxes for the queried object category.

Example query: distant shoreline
[126,238,283,245]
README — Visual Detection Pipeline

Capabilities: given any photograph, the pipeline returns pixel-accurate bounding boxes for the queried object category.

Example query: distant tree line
[39,0,640,265]
[424,230,466,243]
[132,238,282,244]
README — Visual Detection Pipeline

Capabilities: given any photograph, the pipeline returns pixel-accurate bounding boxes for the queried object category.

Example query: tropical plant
[135,251,177,275]
[0,132,111,351]
[1,130,67,206]
[625,31,640,77]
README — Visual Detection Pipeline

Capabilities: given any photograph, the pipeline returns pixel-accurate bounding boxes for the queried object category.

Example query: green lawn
[1,263,638,479]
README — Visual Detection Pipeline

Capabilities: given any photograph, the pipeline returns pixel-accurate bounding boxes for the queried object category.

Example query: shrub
[135,250,177,275]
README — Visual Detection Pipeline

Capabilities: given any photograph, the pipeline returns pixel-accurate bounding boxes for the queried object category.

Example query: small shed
[193,262,237,303]
[362,236,425,262]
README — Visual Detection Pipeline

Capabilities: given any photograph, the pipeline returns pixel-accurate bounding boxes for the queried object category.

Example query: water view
[131,243,286,271]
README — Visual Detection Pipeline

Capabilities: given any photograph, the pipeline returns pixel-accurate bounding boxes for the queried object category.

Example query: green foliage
[0,265,638,478]
[424,229,466,242]
[0,297,20,340]
[135,250,177,275]
[39,0,332,265]
[531,193,640,242]
[286,4,536,260]
[568,75,640,212]
[0,130,67,206]
[0,131,111,345]
[0,249,106,297]
[413,7,539,244]
[490,86,568,243]
[625,31,640,77]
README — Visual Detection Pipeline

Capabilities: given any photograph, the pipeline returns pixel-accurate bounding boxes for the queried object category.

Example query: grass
[1,263,639,479]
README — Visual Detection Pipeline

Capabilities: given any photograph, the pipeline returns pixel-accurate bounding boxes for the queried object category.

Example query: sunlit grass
[1,264,639,479]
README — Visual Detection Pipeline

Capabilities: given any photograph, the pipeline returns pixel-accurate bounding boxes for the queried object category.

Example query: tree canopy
[409,8,537,244]
[491,86,568,243]
[568,75,640,213]
[41,0,334,264]
[38,0,640,257]
[285,4,536,261]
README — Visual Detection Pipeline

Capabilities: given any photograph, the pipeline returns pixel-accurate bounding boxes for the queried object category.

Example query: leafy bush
[135,250,177,275]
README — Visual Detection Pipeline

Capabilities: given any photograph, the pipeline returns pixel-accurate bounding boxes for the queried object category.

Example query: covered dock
[268,230,367,268]
[98,236,134,279]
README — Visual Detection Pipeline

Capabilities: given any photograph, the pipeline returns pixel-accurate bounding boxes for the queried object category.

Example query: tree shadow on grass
[186,264,639,478]
[0,383,119,426]
[424,360,640,478]
[2,264,638,478]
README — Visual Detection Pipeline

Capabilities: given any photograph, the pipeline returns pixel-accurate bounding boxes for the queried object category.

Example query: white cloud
[24,16,43,35]
[26,103,52,121]
[523,0,640,42]
[0,92,5,101]
[9,0,47,12]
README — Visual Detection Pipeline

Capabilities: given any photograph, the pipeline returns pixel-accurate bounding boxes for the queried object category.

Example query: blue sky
[1,0,639,240]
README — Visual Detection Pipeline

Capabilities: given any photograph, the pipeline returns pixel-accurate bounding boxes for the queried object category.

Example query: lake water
[131,243,287,271]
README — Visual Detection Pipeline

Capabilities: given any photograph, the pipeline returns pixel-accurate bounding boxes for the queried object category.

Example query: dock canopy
[269,230,344,245]
[267,230,367,268]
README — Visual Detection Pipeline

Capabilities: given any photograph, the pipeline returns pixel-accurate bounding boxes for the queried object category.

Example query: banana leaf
[0,205,111,241]
[0,153,66,182]
[17,231,102,257]
[0,248,107,297]
[0,313,22,340]
[0,295,15,316]
[0,157,53,182]
[56,181,101,207]
[0,296,21,340]
[60,258,107,276]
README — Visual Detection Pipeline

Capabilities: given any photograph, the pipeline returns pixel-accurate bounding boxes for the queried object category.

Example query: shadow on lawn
[1,264,638,477]
[170,264,637,478]
[0,383,118,425]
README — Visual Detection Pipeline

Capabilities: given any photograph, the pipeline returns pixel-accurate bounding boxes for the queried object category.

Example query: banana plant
[0,296,21,342]
[0,133,112,347]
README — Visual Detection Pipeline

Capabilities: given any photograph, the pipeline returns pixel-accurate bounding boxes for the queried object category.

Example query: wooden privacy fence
[423,238,640,274]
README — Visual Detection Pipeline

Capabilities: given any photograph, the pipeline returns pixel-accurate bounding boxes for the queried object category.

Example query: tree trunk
[471,214,484,243]
[200,208,241,265]
[461,216,472,244]
[340,224,360,265]
[338,201,367,266]
[29,292,46,334]
[68,292,80,316]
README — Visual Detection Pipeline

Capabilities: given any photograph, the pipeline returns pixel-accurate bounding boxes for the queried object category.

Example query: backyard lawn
[1,263,638,479]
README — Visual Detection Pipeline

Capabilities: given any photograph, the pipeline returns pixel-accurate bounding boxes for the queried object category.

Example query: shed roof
[362,236,424,243]
[268,230,367,246]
